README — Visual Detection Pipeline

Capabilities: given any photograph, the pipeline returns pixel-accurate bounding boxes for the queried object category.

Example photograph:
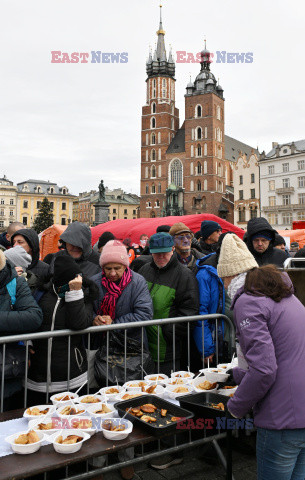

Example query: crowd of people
[1,217,305,479]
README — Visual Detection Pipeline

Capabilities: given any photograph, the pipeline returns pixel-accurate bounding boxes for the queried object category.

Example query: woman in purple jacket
[224,263,305,480]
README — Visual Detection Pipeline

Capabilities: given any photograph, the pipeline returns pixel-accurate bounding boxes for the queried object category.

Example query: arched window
[197,180,201,191]
[151,117,156,129]
[205,127,207,139]
[171,118,174,130]
[218,163,222,176]
[151,211,156,218]
[217,106,221,120]
[171,104,174,114]
[190,180,194,191]
[204,143,207,156]
[155,199,160,207]
[151,102,156,113]
[158,165,161,177]
[204,179,207,191]
[151,133,156,145]
[50,187,54,194]
[197,162,202,175]
[151,165,156,178]
[170,159,183,187]
[190,162,194,175]
[145,184,149,194]
[158,132,161,143]
[197,127,202,140]
[191,145,194,157]
[145,167,148,178]
[196,105,202,118]
[151,149,156,161]
[37,186,41,193]
[197,144,202,157]
[202,196,206,207]
[158,148,161,160]
[146,150,148,161]
[151,184,156,194]
[204,161,207,174]
[158,183,161,193]
[217,128,220,141]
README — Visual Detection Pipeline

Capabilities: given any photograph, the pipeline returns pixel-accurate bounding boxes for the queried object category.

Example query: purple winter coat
[228,280,305,429]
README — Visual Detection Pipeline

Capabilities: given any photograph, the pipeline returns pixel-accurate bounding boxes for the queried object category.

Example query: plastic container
[99,385,124,401]
[56,405,87,419]
[50,392,79,406]
[204,369,230,383]
[123,381,148,393]
[164,384,193,399]
[23,405,56,420]
[217,386,238,397]
[49,429,90,454]
[76,394,104,406]
[5,430,45,454]
[86,403,116,420]
[171,371,194,380]
[101,418,133,441]
[192,376,218,393]
[144,374,168,385]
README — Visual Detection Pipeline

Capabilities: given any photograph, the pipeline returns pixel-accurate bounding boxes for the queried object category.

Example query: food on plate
[15,430,40,445]
[169,378,185,385]
[210,403,225,411]
[37,422,53,430]
[141,404,158,413]
[161,409,167,417]
[141,415,157,423]
[172,386,189,393]
[55,394,74,401]
[93,404,112,414]
[103,421,126,432]
[121,393,142,400]
[56,434,83,444]
[59,406,85,416]
[26,407,50,416]
[145,384,157,394]
[80,396,100,403]
[106,387,119,394]
[171,417,182,422]
[196,381,217,391]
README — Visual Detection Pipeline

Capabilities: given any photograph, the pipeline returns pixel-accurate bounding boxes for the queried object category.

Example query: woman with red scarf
[91,239,153,341]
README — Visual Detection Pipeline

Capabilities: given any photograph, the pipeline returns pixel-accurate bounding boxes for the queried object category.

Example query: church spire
[156,4,166,62]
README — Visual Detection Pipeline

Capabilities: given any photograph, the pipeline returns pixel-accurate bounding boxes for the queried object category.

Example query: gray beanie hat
[4,246,32,270]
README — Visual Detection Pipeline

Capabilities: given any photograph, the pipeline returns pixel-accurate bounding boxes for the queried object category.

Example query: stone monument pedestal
[93,201,110,225]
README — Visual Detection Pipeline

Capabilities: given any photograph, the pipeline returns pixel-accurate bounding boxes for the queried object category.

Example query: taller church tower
[139,6,179,218]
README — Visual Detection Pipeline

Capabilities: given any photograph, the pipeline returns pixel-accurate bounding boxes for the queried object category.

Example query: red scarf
[98,268,132,320]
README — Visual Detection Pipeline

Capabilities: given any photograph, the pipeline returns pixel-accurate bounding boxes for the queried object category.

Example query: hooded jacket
[50,222,101,278]
[11,229,49,280]
[139,254,199,364]
[246,218,287,267]
[228,277,305,429]
[0,253,43,334]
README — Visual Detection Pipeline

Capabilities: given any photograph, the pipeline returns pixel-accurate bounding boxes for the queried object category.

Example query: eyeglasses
[175,234,193,241]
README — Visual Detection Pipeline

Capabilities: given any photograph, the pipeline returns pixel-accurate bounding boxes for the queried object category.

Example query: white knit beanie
[0,250,6,271]
[217,234,258,278]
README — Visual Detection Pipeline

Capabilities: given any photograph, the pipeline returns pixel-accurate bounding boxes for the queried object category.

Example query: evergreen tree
[33,197,54,233]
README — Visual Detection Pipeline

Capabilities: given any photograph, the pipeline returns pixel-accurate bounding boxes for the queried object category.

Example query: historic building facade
[233,152,260,229]
[0,176,17,230]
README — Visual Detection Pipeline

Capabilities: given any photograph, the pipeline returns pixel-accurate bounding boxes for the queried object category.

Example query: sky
[0,0,304,196]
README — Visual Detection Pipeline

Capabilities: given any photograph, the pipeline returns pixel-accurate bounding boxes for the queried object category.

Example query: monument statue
[98,180,105,201]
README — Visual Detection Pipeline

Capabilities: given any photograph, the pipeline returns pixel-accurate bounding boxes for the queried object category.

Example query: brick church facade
[140,8,233,221]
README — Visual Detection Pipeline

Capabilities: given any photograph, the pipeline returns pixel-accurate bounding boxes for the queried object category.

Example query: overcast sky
[0,0,304,196]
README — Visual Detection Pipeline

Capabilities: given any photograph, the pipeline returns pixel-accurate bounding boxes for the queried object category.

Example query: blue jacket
[194,254,225,357]
[91,270,153,343]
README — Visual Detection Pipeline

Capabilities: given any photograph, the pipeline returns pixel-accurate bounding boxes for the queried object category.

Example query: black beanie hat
[274,233,286,247]
[98,231,115,249]
[156,225,171,233]
[53,255,82,288]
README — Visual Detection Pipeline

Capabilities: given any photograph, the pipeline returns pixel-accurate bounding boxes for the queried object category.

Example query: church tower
[183,43,227,216]
[139,5,179,218]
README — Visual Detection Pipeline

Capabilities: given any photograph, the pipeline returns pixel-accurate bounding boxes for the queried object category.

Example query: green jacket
[139,254,199,363]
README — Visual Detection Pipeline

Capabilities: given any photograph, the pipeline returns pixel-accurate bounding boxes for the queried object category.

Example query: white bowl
[101,418,133,441]
[50,392,79,406]
[164,384,193,399]
[86,403,116,420]
[218,386,238,397]
[23,405,56,419]
[115,391,145,402]
[204,369,230,383]
[28,417,59,435]
[123,380,148,393]
[144,374,168,385]
[192,376,218,393]
[144,384,165,397]
[5,430,45,454]
[171,371,194,380]
[56,404,87,419]
[217,363,231,372]
[76,394,104,406]
[99,385,124,401]
[49,429,90,454]
[165,377,191,386]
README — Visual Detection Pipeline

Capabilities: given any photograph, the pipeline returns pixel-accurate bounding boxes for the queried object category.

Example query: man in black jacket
[169,222,203,273]
[11,228,49,280]
[246,217,288,267]
[199,220,222,255]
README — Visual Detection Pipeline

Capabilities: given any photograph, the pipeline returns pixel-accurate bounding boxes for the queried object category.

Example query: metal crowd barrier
[0,314,237,480]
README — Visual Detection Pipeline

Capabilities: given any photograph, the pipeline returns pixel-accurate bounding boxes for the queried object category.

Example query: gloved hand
[223,368,236,386]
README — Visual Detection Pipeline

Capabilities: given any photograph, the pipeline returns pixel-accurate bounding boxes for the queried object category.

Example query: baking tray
[179,392,230,419]
[114,394,194,436]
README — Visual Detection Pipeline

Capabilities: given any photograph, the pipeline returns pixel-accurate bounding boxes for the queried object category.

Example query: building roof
[263,139,305,159]
[225,135,259,163]
[79,189,140,206]
[17,179,74,196]
[166,127,185,154]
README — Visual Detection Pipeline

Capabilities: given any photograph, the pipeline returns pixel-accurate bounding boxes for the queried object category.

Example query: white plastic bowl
[50,392,79,406]
[123,381,148,393]
[99,385,124,401]
[56,404,87,419]
[5,430,45,454]
[115,391,145,402]
[165,377,190,386]
[101,418,133,441]
[164,383,193,399]
[204,369,230,383]
[76,394,104,406]
[50,429,90,454]
[28,417,58,435]
[86,403,116,420]
[218,386,238,397]
[23,405,56,419]
[144,374,168,385]
[217,363,231,372]
[171,371,194,380]
[192,376,218,393]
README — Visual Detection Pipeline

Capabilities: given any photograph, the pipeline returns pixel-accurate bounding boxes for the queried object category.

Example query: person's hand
[223,368,236,386]
[204,354,214,365]
[93,315,113,326]
[69,275,82,291]
[15,266,24,276]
